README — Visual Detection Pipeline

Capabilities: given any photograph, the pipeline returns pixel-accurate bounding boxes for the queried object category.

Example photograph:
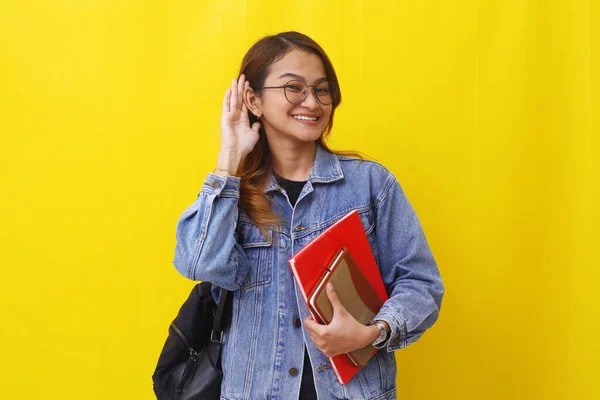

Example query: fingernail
[327,283,333,291]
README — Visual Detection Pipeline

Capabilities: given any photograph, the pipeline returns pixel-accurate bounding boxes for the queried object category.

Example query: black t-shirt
[275,174,317,400]
[275,174,306,207]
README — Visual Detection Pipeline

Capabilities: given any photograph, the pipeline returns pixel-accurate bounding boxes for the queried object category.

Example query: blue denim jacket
[173,143,444,400]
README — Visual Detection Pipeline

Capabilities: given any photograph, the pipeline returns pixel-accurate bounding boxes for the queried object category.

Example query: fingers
[237,74,245,108]
[230,78,238,111]
[222,88,231,113]
[304,317,324,337]
[229,74,247,112]
[251,121,261,133]
[240,95,253,124]
[326,283,345,316]
[241,80,250,112]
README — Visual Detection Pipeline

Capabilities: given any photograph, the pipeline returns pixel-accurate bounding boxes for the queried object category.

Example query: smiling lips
[292,114,319,123]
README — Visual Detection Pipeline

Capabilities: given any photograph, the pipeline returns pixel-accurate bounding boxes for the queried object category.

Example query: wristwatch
[368,320,389,348]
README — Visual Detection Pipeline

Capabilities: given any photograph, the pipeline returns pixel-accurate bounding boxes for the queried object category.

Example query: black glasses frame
[254,80,336,105]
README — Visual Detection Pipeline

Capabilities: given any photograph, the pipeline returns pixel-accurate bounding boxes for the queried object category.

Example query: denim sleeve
[172,172,251,291]
[372,173,445,352]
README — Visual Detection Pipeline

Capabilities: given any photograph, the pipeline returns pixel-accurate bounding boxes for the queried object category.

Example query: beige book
[308,248,384,367]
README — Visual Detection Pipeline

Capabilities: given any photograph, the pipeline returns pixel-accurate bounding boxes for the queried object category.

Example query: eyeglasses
[255,80,336,105]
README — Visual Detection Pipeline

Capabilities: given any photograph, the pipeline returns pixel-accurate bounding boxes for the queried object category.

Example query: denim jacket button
[289,368,299,376]
[294,225,307,232]
[210,182,220,189]
[293,318,301,328]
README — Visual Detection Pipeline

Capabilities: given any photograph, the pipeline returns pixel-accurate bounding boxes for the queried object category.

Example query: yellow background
[1,1,598,399]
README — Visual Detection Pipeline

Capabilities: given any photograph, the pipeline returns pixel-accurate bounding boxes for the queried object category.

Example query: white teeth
[293,115,317,121]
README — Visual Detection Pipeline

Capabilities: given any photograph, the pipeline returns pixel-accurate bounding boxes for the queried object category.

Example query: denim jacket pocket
[238,221,273,290]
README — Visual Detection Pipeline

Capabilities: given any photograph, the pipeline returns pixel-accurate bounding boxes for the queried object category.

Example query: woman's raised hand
[219,74,261,166]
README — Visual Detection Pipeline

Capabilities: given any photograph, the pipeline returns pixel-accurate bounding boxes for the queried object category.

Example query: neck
[268,140,316,181]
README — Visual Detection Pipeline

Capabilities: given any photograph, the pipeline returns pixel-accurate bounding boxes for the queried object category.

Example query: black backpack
[152,282,231,400]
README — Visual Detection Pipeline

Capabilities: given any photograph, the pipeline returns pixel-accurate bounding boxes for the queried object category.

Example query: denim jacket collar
[264,142,344,193]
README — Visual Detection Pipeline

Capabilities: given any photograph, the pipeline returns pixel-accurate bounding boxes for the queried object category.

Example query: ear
[243,86,262,118]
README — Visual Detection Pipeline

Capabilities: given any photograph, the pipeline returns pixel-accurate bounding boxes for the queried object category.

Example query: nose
[300,89,319,109]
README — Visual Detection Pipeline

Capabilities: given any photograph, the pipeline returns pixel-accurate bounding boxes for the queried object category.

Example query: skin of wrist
[364,324,380,345]
[216,150,243,174]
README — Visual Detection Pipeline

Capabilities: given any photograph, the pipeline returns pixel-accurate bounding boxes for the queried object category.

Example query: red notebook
[288,210,389,384]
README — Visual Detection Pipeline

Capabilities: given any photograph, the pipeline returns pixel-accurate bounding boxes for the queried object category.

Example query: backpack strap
[210,288,229,343]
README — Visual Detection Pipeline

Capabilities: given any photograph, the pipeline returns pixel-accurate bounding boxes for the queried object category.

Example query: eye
[315,88,330,94]
[285,84,303,92]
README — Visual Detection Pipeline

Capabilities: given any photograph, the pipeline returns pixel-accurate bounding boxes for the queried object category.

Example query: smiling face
[250,49,333,146]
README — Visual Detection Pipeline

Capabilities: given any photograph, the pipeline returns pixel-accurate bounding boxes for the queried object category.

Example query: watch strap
[368,320,389,348]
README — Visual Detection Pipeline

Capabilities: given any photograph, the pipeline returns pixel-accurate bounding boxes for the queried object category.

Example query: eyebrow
[278,73,328,83]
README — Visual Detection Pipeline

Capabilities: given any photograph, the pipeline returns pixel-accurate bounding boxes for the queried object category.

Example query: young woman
[173,31,444,400]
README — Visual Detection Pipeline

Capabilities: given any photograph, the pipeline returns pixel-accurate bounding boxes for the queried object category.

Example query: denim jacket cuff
[373,309,411,352]
[200,172,241,198]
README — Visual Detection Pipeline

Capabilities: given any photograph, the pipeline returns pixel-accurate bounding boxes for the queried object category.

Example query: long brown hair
[237,31,363,239]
